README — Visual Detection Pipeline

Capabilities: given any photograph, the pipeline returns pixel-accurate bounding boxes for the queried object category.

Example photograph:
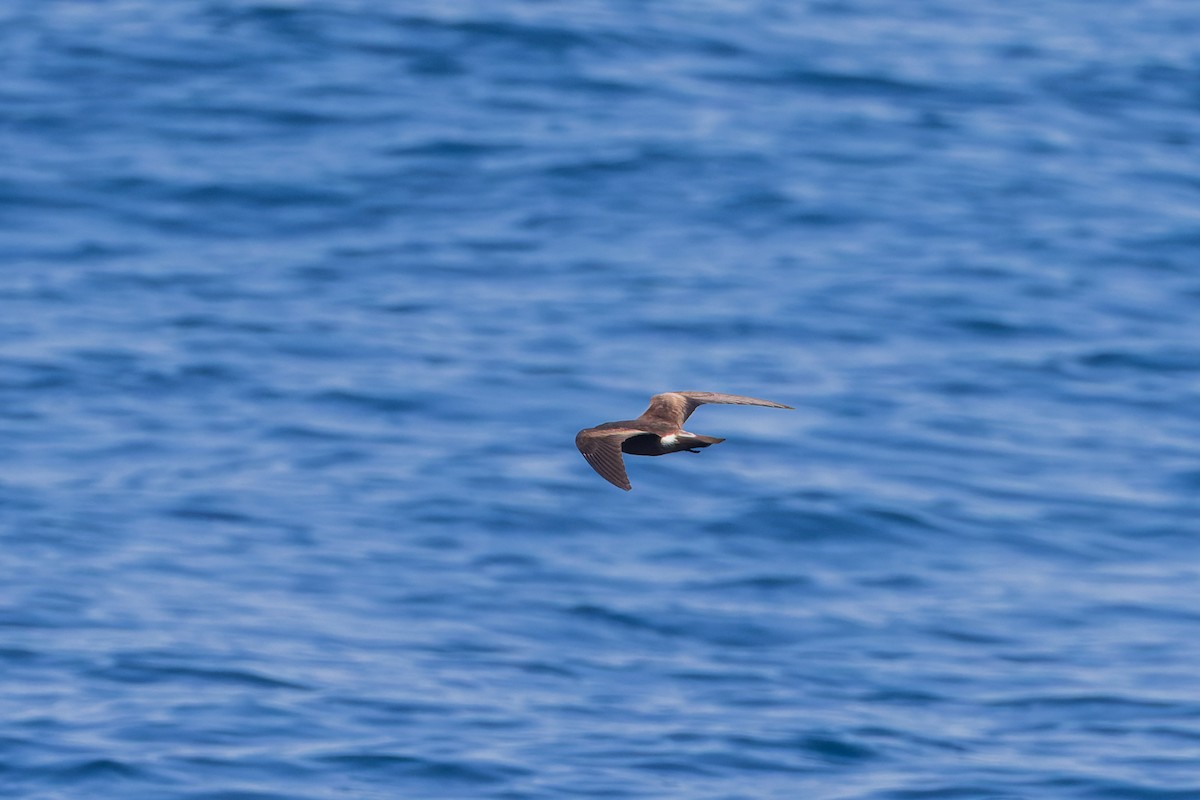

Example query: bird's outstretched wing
[575,427,645,491]
[637,391,793,427]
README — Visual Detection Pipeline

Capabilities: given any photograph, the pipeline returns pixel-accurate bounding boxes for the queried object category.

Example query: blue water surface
[4,1,1200,798]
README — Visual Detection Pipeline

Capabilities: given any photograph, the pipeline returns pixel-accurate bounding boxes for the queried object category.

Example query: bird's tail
[684,435,725,448]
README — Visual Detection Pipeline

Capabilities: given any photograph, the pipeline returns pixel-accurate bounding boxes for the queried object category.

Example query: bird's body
[575,391,792,490]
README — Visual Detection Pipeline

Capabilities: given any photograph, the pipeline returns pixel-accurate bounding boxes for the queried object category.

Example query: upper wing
[575,427,645,491]
[638,391,793,426]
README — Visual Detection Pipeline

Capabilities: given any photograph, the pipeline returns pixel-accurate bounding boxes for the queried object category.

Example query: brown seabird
[575,391,793,491]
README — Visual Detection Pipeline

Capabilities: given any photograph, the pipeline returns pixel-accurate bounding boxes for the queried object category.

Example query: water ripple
[4,0,1200,798]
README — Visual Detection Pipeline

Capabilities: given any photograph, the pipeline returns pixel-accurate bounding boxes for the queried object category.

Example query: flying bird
[575,391,793,491]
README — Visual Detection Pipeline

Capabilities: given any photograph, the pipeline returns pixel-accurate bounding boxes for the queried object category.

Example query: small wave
[56,758,147,780]
[312,389,421,415]
[315,752,528,784]
[986,693,1182,712]
[725,732,880,763]
[1075,348,1200,374]
[94,658,309,691]
[566,603,681,637]
[701,65,938,97]
[165,505,262,525]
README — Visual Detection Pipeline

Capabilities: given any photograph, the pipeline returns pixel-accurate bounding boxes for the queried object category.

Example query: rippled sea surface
[5,2,1200,798]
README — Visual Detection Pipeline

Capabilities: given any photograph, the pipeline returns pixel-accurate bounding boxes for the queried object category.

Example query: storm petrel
[575,391,793,491]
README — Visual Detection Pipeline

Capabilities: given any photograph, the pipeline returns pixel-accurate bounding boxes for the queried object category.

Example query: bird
[575,391,793,491]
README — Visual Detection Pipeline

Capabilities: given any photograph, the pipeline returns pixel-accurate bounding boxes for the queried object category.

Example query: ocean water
[3,1,1200,798]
